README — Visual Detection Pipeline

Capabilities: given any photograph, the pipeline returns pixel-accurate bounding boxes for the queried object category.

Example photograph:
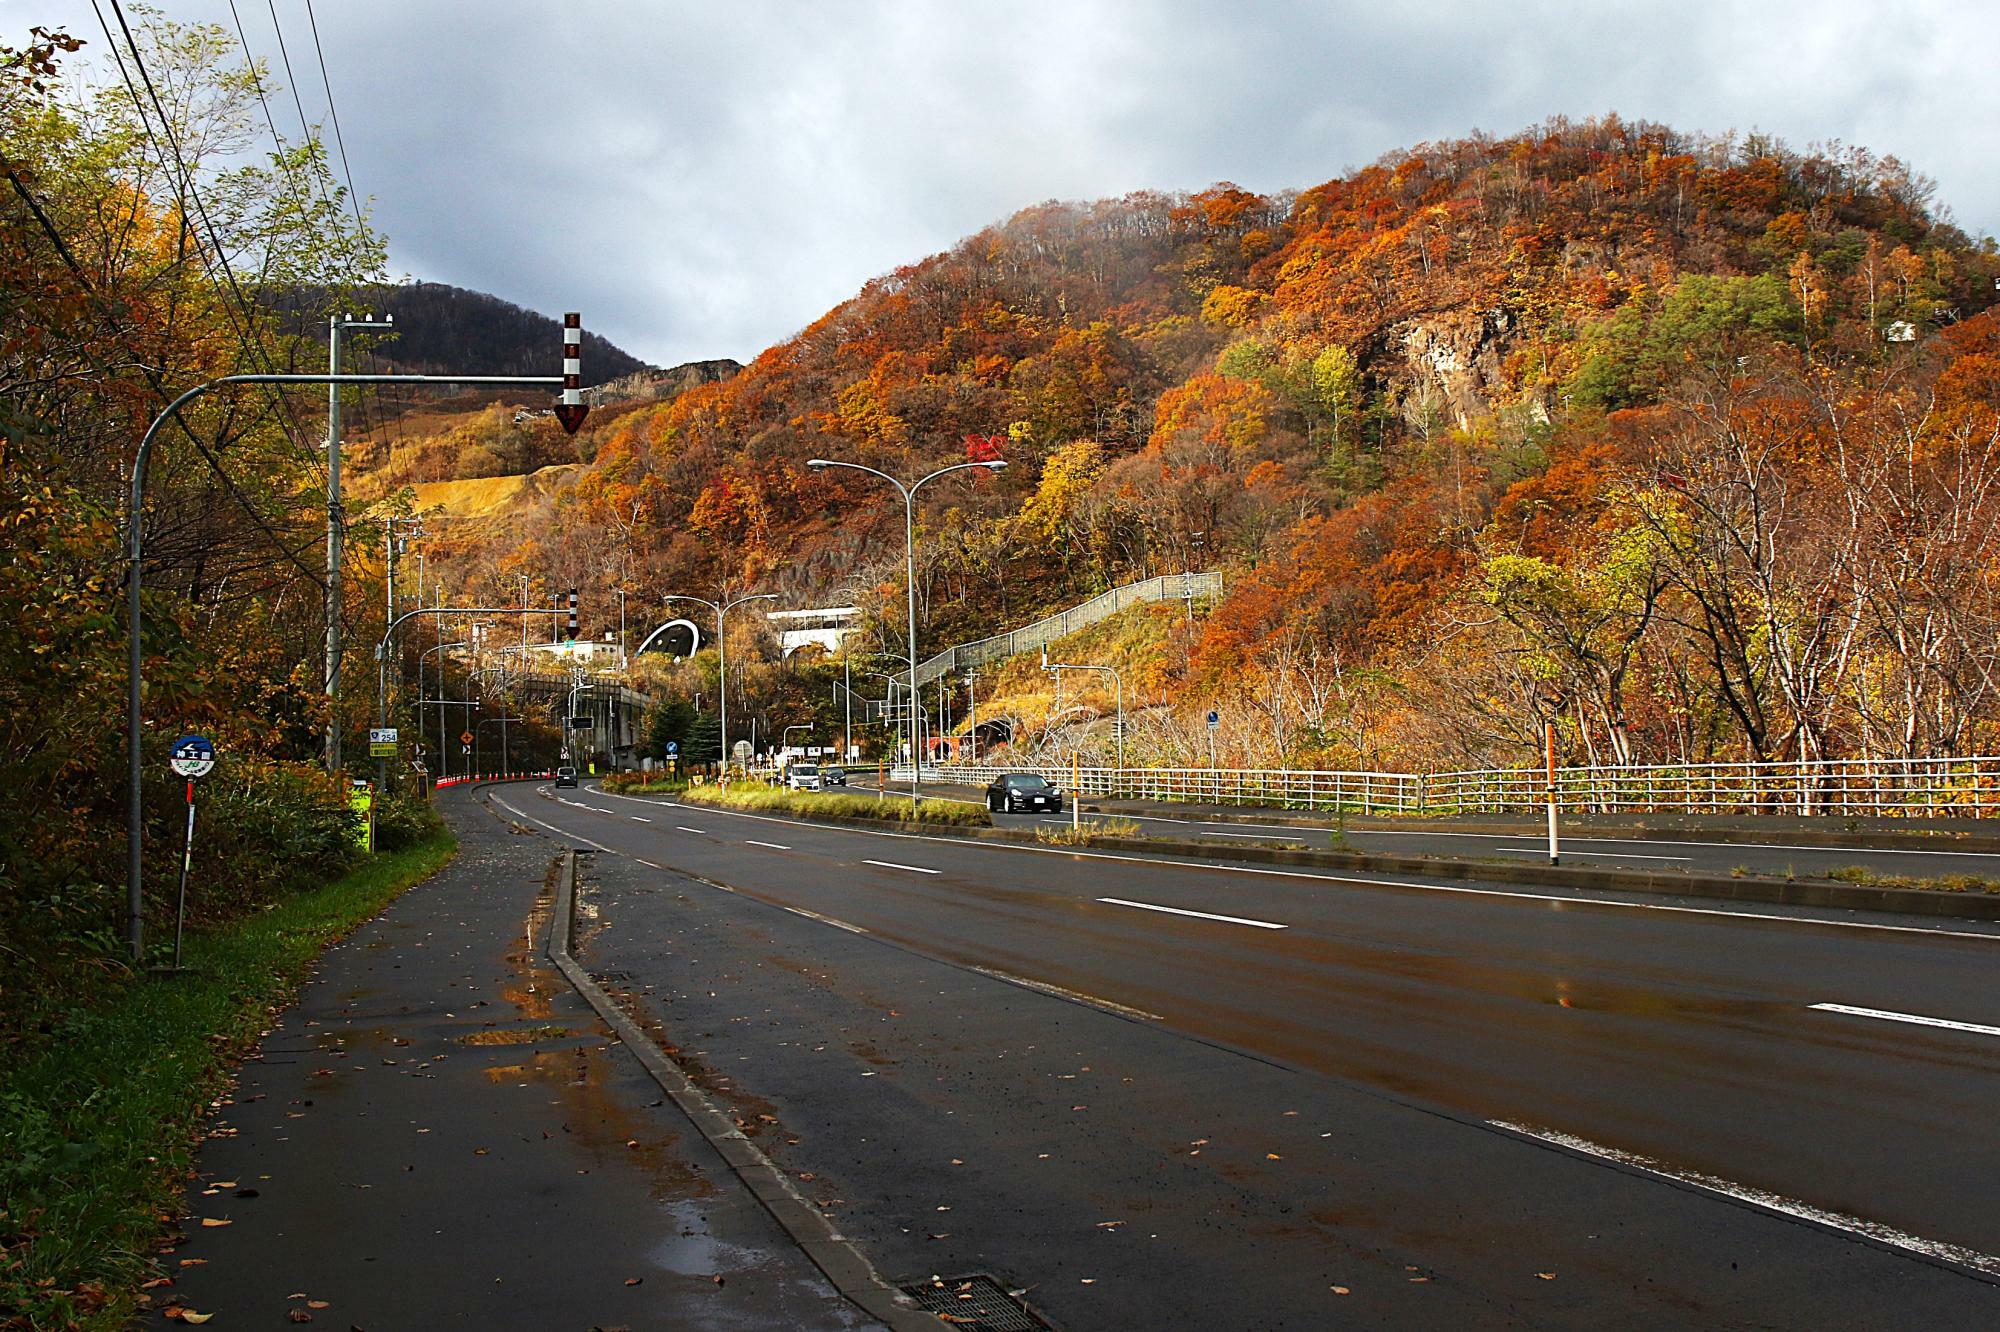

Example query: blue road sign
[170,733,216,778]
[1206,710,1220,730]
[665,741,679,756]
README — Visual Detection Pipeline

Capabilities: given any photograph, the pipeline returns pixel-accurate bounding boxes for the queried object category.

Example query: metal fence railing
[912,571,1222,687]
[909,762,1422,814]
[894,755,2000,819]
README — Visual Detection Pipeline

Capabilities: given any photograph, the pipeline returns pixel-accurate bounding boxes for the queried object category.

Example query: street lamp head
[807,459,832,469]
[980,460,1007,471]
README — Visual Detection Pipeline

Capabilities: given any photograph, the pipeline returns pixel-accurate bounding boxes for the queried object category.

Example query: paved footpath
[148,787,871,1330]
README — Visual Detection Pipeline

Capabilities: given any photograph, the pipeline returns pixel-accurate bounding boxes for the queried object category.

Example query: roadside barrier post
[1073,749,1081,833]
[1545,722,1560,865]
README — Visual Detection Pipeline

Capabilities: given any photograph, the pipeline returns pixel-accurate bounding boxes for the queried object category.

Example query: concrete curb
[544,849,944,1331]
[677,794,2000,923]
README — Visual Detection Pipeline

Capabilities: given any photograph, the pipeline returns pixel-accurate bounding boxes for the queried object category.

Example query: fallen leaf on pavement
[624,1277,643,1286]
[287,1311,313,1324]
[1266,1153,1283,1161]
[180,1313,215,1326]
[1536,1272,1557,1280]
[307,1301,330,1309]
[1331,1285,1351,1295]
[198,1218,231,1228]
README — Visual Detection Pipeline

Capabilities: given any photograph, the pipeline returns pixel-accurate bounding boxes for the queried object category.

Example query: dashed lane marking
[1490,1119,2000,1277]
[1097,897,1287,930]
[970,965,1162,1021]
[863,859,940,875]
[783,905,868,933]
[675,825,708,835]
[746,839,792,850]
[1808,1003,2000,1038]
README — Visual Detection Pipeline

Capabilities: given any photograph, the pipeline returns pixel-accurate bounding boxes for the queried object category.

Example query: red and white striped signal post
[554,312,588,434]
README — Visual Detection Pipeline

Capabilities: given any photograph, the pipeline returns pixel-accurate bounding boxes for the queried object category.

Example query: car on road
[986,772,1063,813]
[554,766,578,788]
[821,766,847,787]
[786,763,823,792]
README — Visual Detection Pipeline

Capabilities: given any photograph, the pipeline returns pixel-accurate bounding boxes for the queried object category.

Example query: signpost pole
[173,778,195,969]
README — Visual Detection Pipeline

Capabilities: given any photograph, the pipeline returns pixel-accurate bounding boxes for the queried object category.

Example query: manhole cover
[899,1273,1051,1330]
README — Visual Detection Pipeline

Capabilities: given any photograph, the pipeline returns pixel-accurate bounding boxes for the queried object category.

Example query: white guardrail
[894,756,2000,819]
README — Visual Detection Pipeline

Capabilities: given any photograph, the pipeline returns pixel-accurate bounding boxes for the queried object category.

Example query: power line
[99,0,330,485]
[303,0,364,229]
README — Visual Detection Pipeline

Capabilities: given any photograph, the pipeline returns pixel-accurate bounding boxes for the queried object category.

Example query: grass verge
[1824,865,2000,894]
[1034,818,1142,846]
[0,831,457,1330]
[681,781,991,827]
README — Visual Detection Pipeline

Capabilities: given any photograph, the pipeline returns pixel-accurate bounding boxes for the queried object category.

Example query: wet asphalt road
[496,780,2000,1329]
[151,801,871,1330]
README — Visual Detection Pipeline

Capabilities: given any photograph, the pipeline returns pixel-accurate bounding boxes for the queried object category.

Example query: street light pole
[1043,653,1125,777]
[662,591,778,774]
[806,457,1006,801]
[324,315,395,775]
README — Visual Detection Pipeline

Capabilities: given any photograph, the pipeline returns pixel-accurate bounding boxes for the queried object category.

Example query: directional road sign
[369,726,398,758]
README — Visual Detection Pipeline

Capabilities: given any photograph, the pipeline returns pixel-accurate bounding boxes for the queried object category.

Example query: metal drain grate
[899,1274,1051,1330]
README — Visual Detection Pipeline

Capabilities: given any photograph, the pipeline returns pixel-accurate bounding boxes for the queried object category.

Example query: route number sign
[368,727,398,758]
[169,734,216,779]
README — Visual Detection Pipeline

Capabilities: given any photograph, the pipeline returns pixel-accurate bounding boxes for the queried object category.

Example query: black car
[821,766,848,787]
[986,772,1063,813]
[554,766,578,788]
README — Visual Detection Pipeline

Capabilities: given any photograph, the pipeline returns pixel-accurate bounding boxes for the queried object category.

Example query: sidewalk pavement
[146,786,872,1331]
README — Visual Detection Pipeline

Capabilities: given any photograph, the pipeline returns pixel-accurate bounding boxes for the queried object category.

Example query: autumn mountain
[382,116,2000,771]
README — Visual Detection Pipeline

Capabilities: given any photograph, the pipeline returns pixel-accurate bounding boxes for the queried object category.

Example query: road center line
[863,859,939,875]
[1489,1119,2000,1276]
[1097,897,1287,930]
[1496,846,1692,862]
[675,825,708,835]
[1808,1002,2000,1038]
[745,839,792,850]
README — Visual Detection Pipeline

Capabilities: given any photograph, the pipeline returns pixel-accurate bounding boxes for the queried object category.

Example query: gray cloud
[22,1,2000,365]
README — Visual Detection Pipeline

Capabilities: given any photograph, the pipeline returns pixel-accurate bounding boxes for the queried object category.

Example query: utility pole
[966,669,976,764]
[324,313,395,774]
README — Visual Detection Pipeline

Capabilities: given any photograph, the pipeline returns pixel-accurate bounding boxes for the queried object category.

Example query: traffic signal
[566,588,578,643]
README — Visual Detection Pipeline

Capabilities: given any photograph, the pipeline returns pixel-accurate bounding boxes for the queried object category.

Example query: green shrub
[372,789,444,852]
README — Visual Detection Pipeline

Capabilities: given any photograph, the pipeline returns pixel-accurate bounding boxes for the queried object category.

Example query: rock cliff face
[1396,309,1518,429]
[583,359,741,408]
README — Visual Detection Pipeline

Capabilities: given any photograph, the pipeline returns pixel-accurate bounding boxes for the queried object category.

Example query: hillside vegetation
[418,117,2000,772]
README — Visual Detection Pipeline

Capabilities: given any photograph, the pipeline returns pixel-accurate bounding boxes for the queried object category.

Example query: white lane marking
[971,966,1162,1021]
[1490,1119,2000,1276]
[863,859,940,875]
[642,800,2000,942]
[675,825,708,835]
[1355,827,2000,860]
[1496,846,1693,862]
[782,905,868,934]
[635,859,664,869]
[490,795,615,852]
[1097,897,1287,930]
[745,839,792,851]
[1808,1003,2000,1038]
[630,816,652,823]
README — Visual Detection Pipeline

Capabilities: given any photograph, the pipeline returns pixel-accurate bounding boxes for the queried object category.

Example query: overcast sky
[20,2,2000,367]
